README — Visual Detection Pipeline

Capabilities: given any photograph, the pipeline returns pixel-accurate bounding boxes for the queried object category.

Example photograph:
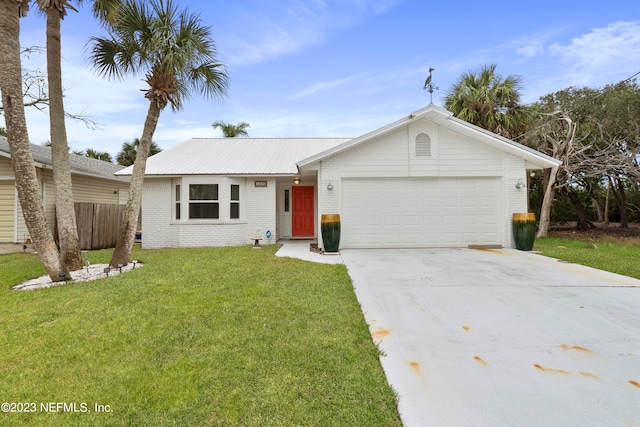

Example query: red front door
[292,186,314,236]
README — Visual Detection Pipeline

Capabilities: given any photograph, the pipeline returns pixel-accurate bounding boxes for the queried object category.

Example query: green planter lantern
[512,213,536,251]
[321,214,341,253]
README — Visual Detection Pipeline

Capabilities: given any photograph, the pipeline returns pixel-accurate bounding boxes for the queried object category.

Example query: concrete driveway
[341,248,640,427]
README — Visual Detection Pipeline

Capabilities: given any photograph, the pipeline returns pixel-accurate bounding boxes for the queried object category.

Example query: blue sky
[7,0,640,157]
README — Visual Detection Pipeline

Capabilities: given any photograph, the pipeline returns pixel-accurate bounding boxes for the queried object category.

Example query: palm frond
[88,0,228,112]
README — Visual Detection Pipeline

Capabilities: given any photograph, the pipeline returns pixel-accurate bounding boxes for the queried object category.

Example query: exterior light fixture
[327,181,334,191]
[293,176,301,185]
[515,178,525,190]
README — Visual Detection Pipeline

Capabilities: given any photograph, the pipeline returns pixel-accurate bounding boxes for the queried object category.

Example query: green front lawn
[535,236,640,280]
[0,246,400,426]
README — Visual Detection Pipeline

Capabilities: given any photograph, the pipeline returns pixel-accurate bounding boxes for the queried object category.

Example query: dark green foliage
[116,137,162,166]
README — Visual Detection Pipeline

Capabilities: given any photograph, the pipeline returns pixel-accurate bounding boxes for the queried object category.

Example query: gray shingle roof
[0,136,129,182]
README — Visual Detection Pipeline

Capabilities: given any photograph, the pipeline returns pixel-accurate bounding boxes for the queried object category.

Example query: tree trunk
[604,180,610,227]
[46,6,82,270]
[537,165,558,237]
[110,101,162,267]
[613,178,628,228]
[591,197,604,222]
[0,0,68,282]
[567,189,592,230]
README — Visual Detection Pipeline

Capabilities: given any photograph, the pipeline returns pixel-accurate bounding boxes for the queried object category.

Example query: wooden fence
[74,203,124,250]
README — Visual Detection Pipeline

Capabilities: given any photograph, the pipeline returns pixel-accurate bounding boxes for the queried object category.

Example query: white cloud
[219,0,403,66]
[288,64,425,101]
[434,22,640,104]
[289,72,369,99]
[221,20,315,66]
[516,42,544,59]
[548,21,640,84]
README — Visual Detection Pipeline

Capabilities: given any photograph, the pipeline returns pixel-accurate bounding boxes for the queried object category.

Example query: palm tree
[36,0,122,270]
[0,0,68,282]
[37,0,81,270]
[212,120,250,137]
[116,137,161,166]
[444,64,530,138]
[89,0,229,266]
[85,148,113,162]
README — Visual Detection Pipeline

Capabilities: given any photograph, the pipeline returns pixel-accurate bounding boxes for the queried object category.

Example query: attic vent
[416,133,431,157]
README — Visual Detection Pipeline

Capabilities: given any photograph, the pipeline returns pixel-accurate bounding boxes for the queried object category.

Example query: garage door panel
[462,215,479,225]
[384,216,401,226]
[482,214,498,224]
[405,198,420,208]
[441,233,460,245]
[425,215,440,226]
[441,215,458,226]
[463,232,479,241]
[482,232,499,241]
[442,199,458,208]
[462,197,479,208]
[342,178,501,248]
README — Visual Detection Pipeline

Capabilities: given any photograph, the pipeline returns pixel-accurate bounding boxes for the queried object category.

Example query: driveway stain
[534,364,570,375]
[371,328,390,341]
[579,372,601,380]
[474,356,488,367]
[408,361,422,375]
[560,344,593,353]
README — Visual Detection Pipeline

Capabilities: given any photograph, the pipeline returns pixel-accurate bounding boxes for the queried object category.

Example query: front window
[175,184,181,220]
[230,184,240,219]
[284,189,290,212]
[189,184,219,219]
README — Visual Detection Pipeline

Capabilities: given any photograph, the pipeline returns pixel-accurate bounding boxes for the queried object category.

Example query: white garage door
[341,178,502,248]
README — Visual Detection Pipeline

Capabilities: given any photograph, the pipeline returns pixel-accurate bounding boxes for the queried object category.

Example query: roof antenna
[423,67,438,105]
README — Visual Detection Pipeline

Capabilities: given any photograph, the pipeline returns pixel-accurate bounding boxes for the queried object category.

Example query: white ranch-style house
[118,105,560,250]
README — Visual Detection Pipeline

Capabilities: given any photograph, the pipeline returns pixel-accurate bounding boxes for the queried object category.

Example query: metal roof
[117,106,560,177]
[116,138,351,176]
[0,136,129,183]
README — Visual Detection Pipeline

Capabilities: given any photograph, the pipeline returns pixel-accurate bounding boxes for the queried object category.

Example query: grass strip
[535,236,640,280]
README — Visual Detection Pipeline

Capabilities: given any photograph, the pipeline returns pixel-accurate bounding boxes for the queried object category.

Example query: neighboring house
[0,136,130,244]
[117,105,560,250]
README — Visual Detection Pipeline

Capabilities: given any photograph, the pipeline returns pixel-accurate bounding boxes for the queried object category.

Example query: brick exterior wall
[142,179,172,248]
[245,178,277,245]
[142,177,277,249]
[170,220,249,247]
